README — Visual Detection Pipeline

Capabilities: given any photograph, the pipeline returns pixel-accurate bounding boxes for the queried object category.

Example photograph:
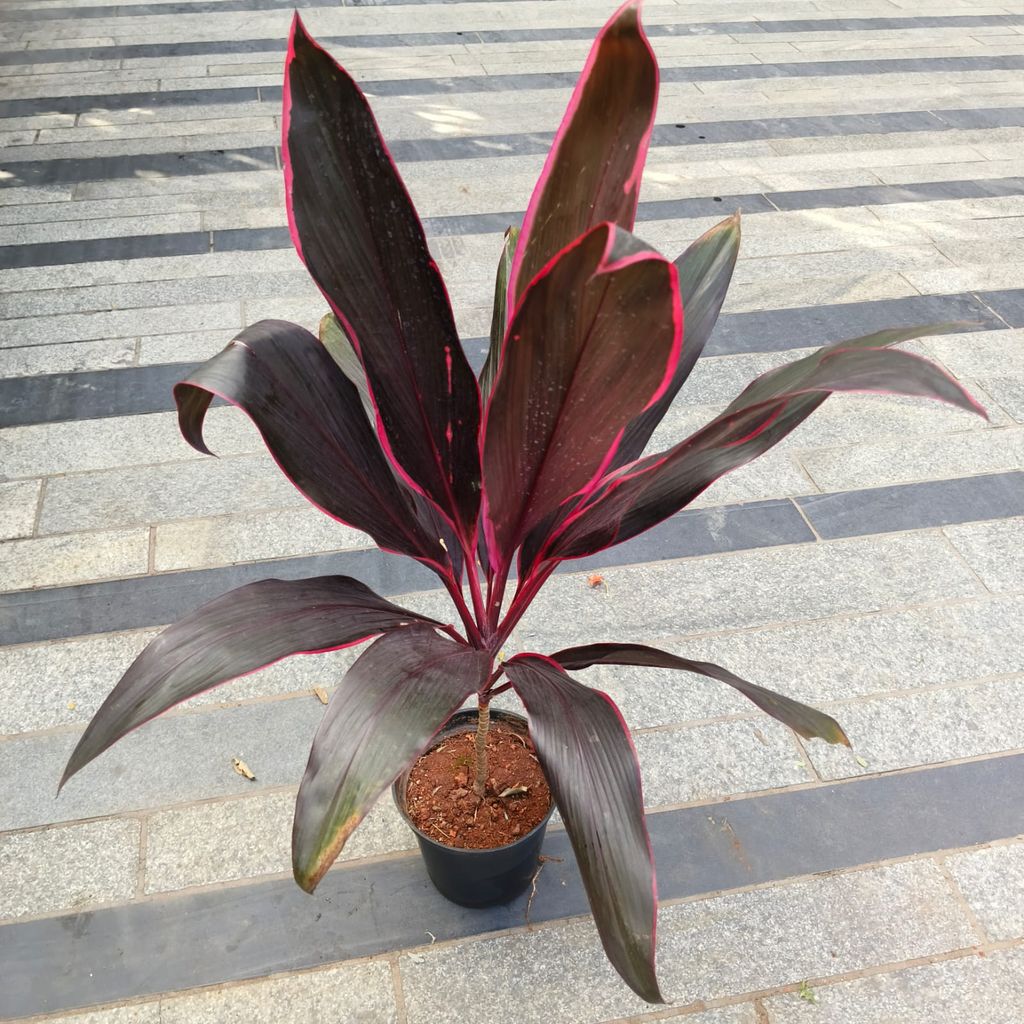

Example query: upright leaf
[174,319,442,566]
[293,626,490,891]
[509,0,658,303]
[614,213,741,465]
[551,643,849,745]
[284,16,481,539]
[479,226,520,399]
[543,330,986,562]
[482,223,682,569]
[61,577,441,787]
[504,654,662,1003]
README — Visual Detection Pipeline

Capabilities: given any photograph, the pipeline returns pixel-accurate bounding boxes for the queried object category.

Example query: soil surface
[406,726,551,849]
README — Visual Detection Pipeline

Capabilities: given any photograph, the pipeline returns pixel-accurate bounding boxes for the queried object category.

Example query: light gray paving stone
[0,212,203,247]
[1,406,258,480]
[136,328,239,365]
[0,696,324,831]
[158,961,399,1024]
[0,338,136,378]
[1,302,243,349]
[0,478,40,540]
[657,594,1024,706]
[1,528,149,592]
[945,517,1024,593]
[511,532,984,650]
[34,116,276,146]
[0,631,360,737]
[0,130,273,164]
[651,1008,758,1024]
[0,818,140,920]
[13,1003,159,1024]
[39,452,300,534]
[400,859,974,1022]
[984,377,1024,423]
[799,426,1024,491]
[0,184,75,206]
[946,841,1024,941]
[923,330,1024,378]
[154,508,373,572]
[808,677,1024,780]
[636,718,813,808]
[143,790,413,894]
[762,946,1024,1023]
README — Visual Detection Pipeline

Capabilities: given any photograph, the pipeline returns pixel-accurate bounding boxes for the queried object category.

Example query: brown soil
[405,725,551,850]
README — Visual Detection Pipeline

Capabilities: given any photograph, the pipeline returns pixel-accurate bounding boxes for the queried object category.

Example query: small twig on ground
[525,855,564,928]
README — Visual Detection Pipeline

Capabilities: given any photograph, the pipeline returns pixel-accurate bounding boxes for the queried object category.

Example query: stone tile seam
[622,939,1024,1024]
[9,841,1021,1022]
[934,857,994,945]
[388,955,410,1024]
[4,746,1022,903]
[936,526,1003,595]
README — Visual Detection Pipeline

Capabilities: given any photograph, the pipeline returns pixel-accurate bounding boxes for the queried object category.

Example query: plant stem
[441,575,484,647]
[465,557,488,637]
[473,694,490,797]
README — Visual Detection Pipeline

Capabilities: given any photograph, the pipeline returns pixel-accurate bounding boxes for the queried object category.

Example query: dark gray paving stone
[0,232,209,270]
[0,363,194,428]
[2,752,1021,1020]
[767,177,1024,212]
[6,292,1009,428]
[0,148,278,189]
[2,14,1018,65]
[9,106,1018,188]
[0,500,810,646]
[707,292,1003,356]
[978,289,1024,328]
[798,471,1024,539]
[6,56,1024,119]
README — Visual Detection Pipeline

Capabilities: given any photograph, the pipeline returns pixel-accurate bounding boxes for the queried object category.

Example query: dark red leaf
[61,577,442,788]
[504,654,662,1004]
[480,226,519,401]
[284,15,481,539]
[614,213,741,465]
[293,626,490,891]
[174,319,444,567]
[543,328,987,562]
[551,642,849,745]
[482,223,682,569]
[509,0,658,304]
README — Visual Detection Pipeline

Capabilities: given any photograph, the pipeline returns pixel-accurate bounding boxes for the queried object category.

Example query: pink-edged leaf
[293,625,490,892]
[174,319,444,567]
[318,312,465,581]
[504,654,662,1004]
[614,213,741,465]
[543,326,987,562]
[482,223,682,569]
[284,15,481,539]
[61,577,441,788]
[509,0,657,304]
[551,642,849,745]
[480,226,520,400]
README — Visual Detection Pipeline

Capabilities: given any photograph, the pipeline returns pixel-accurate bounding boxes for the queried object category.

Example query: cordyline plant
[62,1,986,1002]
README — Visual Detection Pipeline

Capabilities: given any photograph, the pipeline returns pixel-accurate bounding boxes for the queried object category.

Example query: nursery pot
[392,708,554,908]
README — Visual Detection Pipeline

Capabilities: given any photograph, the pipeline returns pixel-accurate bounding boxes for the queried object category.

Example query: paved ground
[2,0,1024,1020]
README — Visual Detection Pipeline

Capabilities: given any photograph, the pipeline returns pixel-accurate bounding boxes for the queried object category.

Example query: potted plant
[61,1,986,1002]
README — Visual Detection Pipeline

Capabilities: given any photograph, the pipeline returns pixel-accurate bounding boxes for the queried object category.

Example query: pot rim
[391,708,554,856]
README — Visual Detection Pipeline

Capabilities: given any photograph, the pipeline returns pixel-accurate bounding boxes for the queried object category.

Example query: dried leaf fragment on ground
[232,757,256,780]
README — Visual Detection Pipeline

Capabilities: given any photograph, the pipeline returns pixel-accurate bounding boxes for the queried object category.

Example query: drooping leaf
[480,226,520,401]
[614,213,741,465]
[293,626,490,891]
[482,222,682,569]
[504,654,661,1003]
[551,642,849,745]
[509,0,658,303]
[174,319,443,566]
[61,577,441,788]
[542,329,986,562]
[284,15,481,539]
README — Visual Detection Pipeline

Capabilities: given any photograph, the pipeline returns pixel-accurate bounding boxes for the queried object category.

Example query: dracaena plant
[61,1,986,1003]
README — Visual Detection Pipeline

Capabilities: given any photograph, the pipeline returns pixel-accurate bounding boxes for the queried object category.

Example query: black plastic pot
[392,708,554,908]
